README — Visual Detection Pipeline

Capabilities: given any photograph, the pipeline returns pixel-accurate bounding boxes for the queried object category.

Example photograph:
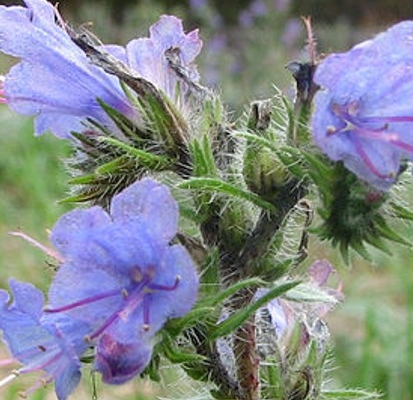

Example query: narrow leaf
[210,281,299,340]
[201,277,264,308]
[179,177,277,213]
[99,136,171,169]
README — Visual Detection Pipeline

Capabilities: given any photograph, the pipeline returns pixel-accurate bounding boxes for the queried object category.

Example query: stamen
[332,102,413,153]
[19,351,61,374]
[0,357,18,367]
[352,136,393,179]
[148,276,181,291]
[130,266,143,282]
[143,295,150,326]
[327,125,337,135]
[45,289,121,313]
[0,370,19,388]
[19,376,51,399]
[88,312,120,341]
[9,231,62,262]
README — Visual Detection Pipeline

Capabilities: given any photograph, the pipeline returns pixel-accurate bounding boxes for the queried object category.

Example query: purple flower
[46,178,199,384]
[189,0,208,12]
[273,0,291,13]
[0,279,89,400]
[258,260,342,349]
[105,15,202,101]
[0,0,202,138]
[311,21,413,191]
[0,0,134,138]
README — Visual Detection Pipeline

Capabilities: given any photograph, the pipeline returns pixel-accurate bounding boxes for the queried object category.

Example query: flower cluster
[0,178,199,399]
[311,21,413,191]
[0,0,202,138]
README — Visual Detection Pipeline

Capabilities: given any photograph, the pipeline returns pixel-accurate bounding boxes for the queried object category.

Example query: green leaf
[201,277,264,308]
[165,307,215,337]
[209,281,299,340]
[179,177,277,213]
[285,282,338,305]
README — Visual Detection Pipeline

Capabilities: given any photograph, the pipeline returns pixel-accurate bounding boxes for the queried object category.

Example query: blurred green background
[1,0,413,399]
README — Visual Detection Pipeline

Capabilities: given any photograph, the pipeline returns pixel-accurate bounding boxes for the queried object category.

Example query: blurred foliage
[3,0,413,26]
[1,1,413,399]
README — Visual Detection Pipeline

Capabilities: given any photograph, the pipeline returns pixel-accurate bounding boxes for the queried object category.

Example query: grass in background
[1,1,413,399]
[0,108,70,289]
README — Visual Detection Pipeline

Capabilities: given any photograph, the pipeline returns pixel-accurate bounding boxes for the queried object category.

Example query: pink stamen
[19,350,61,375]
[0,358,17,367]
[45,289,121,313]
[332,102,413,157]
[363,115,413,124]
[19,375,51,398]
[354,126,413,152]
[88,311,120,341]
[143,295,150,327]
[0,77,5,104]
[352,136,392,179]
[88,277,150,340]
[9,231,63,263]
[148,276,181,291]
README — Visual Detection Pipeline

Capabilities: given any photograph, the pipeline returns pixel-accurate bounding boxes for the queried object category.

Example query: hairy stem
[233,289,260,400]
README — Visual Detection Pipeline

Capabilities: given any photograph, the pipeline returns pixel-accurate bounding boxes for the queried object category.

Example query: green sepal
[209,281,299,340]
[136,91,189,151]
[162,338,206,364]
[188,135,218,177]
[374,217,409,246]
[96,98,146,142]
[235,130,277,152]
[98,136,172,170]
[261,359,284,400]
[390,201,413,221]
[181,361,210,382]
[59,192,101,204]
[179,177,277,213]
[144,353,162,382]
[67,174,99,185]
[94,154,130,175]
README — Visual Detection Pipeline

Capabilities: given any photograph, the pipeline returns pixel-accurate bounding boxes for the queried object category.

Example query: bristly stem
[232,289,260,400]
[224,178,307,283]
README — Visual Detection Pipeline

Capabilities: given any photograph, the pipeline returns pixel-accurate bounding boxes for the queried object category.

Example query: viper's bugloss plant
[312,21,413,191]
[0,0,411,399]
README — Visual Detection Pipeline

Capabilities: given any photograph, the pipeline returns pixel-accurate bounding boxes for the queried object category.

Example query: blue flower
[0,0,202,138]
[105,14,202,101]
[0,279,89,400]
[46,178,199,384]
[0,0,134,138]
[311,21,413,191]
